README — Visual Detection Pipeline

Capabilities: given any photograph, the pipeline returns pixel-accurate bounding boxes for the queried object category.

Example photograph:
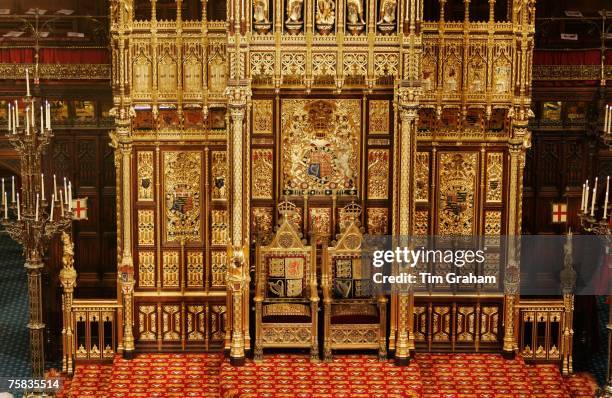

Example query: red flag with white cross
[71,197,88,220]
[551,203,567,223]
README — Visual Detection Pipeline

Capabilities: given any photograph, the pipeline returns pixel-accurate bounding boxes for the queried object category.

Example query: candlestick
[604,176,610,220]
[25,107,30,134]
[53,174,57,198]
[41,173,45,201]
[63,177,67,204]
[581,183,585,212]
[1,178,4,205]
[7,103,10,132]
[591,177,598,216]
[60,189,64,216]
[3,192,6,219]
[26,68,30,96]
[35,193,39,222]
[585,179,590,213]
[606,105,609,133]
[40,105,43,132]
[50,194,54,220]
[14,100,18,127]
[16,193,20,220]
[11,176,15,203]
[46,101,51,130]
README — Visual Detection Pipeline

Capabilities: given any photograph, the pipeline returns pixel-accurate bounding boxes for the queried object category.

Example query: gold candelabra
[1,69,74,384]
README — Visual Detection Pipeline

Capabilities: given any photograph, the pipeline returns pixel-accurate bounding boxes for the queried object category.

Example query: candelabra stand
[1,92,73,386]
[578,212,611,397]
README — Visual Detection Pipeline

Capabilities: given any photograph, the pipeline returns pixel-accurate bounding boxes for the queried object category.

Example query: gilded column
[59,232,77,375]
[227,84,250,366]
[394,86,419,366]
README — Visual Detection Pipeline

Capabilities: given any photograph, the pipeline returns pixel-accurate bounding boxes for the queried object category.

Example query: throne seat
[331,303,379,324]
[262,302,311,323]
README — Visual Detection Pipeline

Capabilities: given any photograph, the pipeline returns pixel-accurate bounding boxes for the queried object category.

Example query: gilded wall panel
[138,209,155,245]
[137,305,157,341]
[414,210,429,235]
[252,100,273,134]
[211,210,229,245]
[138,251,156,288]
[186,305,206,341]
[187,252,204,287]
[162,305,181,341]
[211,151,228,200]
[210,305,227,342]
[415,152,430,202]
[486,153,503,203]
[157,44,178,96]
[208,46,227,94]
[485,211,502,235]
[443,44,462,93]
[163,251,180,287]
[182,42,202,93]
[137,151,154,201]
[252,149,274,199]
[281,99,361,195]
[309,207,331,238]
[132,44,153,95]
[367,208,388,235]
[252,207,274,243]
[164,151,202,242]
[438,152,477,235]
[211,251,227,288]
[367,149,389,200]
[368,100,389,134]
[493,48,512,94]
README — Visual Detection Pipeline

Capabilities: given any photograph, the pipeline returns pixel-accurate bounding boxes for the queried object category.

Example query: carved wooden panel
[438,152,478,235]
[252,148,274,199]
[137,151,154,201]
[138,251,156,288]
[486,152,503,203]
[211,251,227,288]
[211,210,229,245]
[161,305,181,341]
[164,151,202,242]
[187,252,204,288]
[368,100,389,134]
[162,251,180,287]
[138,209,155,245]
[367,149,389,200]
[253,100,273,134]
[366,208,388,235]
[211,151,228,200]
[415,152,430,202]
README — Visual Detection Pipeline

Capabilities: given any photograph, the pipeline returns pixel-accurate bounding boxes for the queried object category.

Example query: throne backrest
[257,201,314,300]
[326,204,373,299]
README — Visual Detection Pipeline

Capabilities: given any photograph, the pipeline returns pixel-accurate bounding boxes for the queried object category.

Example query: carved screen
[280,99,361,196]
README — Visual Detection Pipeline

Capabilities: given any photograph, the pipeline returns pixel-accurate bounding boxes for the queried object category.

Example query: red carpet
[219,354,421,398]
[58,353,600,398]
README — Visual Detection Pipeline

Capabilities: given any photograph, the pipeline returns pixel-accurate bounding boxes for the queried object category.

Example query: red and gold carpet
[57,353,600,398]
[219,354,421,398]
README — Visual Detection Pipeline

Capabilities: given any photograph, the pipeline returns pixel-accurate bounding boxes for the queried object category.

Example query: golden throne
[253,201,319,361]
[322,203,387,361]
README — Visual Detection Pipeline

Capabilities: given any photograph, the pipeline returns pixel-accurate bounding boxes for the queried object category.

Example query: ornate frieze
[415,152,430,202]
[253,100,274,135]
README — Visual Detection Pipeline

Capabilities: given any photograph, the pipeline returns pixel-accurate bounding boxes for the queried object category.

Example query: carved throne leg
[310,333,320,362]
[378,335,387,361]
[254,342,263,362]
[323,339,332,362]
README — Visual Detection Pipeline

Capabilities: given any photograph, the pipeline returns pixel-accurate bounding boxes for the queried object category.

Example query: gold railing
[518,299,573,372]
[71,300,120,362]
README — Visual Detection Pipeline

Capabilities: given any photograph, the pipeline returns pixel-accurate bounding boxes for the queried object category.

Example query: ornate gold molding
[0,63,111,80]
[532,65,612,81]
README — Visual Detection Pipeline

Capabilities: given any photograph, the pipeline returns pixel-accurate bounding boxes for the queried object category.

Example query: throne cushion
[330,304,379,324]
[262,303,311,323]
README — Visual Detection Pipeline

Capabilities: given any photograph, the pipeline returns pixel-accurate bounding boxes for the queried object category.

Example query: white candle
[31,100,34,129]
[3,192,6,219]
[53,174,57,198]
[580,183,585,211]
[604,176,610,220]
[26,68,30,96]
[584,179,589,212]
[68,182,72,210]
[7,103,10,132]
[35,193,39,221]
[40,105,43,132]
[46,101,51,130]
[25,107,29,134]
[591,177,598,216]
[605,105,609,133]
[11,176,15,203]
[16,193,20,220]
[60,189,64,216]
[50,194,54,220]
[41,173,45,201]
[1,178,4,204]
[14,100,18,127]
[63,177,67,203]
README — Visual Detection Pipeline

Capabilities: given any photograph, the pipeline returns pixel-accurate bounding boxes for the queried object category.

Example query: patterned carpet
[57,353,598,398]
[0,233,31,381]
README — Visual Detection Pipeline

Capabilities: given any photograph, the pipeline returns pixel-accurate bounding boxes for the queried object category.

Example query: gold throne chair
[254,201,319,361]
[322,203,387,361]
